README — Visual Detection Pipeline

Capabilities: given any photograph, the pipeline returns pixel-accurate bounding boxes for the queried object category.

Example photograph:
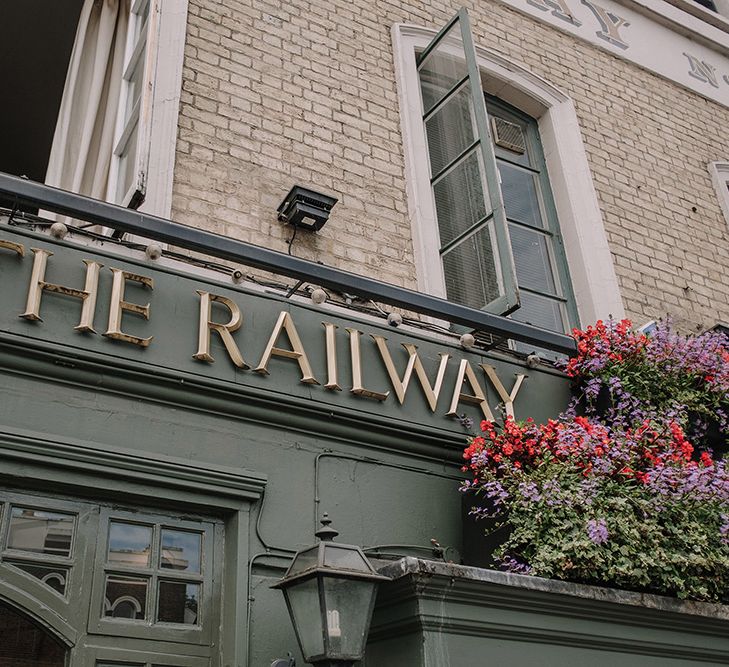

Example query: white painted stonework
[493,0,729,108]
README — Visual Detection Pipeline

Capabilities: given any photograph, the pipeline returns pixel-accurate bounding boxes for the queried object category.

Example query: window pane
[125,52,145,121]
[511,290,565,333]
[10,563,68,595]
[108,521,152,568]
[418,23,468,114]
[105,575,148,620]
[425,83,475,177]
[157,581,200,625]
[7,507,74,557]
[441,227,501,309]
[133,0,150,42]
[116,120,139,204]
[509,224,556,294]
[160,529,201,573]
[497,161,543,228]
[433,150,489,247]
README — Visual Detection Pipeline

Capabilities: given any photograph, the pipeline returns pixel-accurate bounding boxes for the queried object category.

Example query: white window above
[108,0,159,208]
[709,161,729,229]
[0,0,187,220]
[392,12,625,335]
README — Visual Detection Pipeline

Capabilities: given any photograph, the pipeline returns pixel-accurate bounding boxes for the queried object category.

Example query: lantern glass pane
[287,546,320,577]
[285,577,325,660]
[322,545,371,573]
[322,577,377,659]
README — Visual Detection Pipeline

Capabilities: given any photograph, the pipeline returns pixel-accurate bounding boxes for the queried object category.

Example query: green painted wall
[0,227,580,665]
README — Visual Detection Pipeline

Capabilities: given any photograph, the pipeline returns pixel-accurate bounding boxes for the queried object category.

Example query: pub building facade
[0,0,728,665]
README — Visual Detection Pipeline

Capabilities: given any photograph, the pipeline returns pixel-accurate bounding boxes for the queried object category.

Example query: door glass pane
[157,581,200,625]
[425,83,475,176]
[160,529,202,573]
[418,23,468,114]
[108,521,153,568]
[0,601,67,667]
[105,575,148,620]
[10,562,68,595]
[497,161,543,227]
[7,507,74,557]
[433,150,489,246]
[442,228,501,309]
[509,224,556,293]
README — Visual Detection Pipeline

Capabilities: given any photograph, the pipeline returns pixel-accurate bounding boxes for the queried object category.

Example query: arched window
[0,600,67,667]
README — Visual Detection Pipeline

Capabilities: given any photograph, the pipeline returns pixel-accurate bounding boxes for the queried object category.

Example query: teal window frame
[487,97,579,341]
[416,8,579,342]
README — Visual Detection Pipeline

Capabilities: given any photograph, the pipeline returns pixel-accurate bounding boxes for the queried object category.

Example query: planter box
[366,558,729,667]
[461,493,507,569]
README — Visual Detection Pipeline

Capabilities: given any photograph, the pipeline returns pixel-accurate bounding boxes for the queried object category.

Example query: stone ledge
[377,556,729,622]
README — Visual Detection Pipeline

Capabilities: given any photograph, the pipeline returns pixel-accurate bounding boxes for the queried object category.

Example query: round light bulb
[460,333,475,349]
[387,312,403,327]
[310,288,327,304]
[145,244,162,260]
[50,222,68,239]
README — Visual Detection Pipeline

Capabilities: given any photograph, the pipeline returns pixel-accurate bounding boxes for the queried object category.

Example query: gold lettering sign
[104,268,153,347]
[20,249,102,333]
[447,359,495,421]
[6,243,534,422]
[371,335,450,411]
[346,328,389,401]
[254,310,318,384]
[481,364,526,418]
[323,322,342,391]
[193,290,248,368]
[0,239,25,256]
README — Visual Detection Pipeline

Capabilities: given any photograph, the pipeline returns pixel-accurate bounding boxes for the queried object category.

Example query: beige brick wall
[171,0,729,332]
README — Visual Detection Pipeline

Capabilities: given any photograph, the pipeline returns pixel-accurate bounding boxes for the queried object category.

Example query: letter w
[372,336,450,412]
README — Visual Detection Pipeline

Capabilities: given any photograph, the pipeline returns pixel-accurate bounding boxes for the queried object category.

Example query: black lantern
[272,514,388,667]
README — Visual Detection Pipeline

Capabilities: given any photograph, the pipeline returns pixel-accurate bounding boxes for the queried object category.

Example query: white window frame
[392,23,625,326]
[709,161,729,229]
[107,0,188,220]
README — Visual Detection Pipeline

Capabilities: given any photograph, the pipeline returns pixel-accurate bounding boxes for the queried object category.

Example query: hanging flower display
[461,319,729,602]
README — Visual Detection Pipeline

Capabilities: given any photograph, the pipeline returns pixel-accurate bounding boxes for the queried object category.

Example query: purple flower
[518,481,542,503]
[720,514,729,545]
[459,415,474,431]
[498,555,533,575]
[586,518,609,545]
